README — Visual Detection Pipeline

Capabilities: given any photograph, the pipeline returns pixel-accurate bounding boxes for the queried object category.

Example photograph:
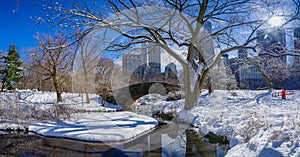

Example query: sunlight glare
[268,16,284,27]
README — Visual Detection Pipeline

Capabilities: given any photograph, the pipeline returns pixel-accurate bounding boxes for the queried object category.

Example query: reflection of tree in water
[0,132,227,156]
[0,134,46,156]
[0,134,145,156]
[185,130,217,157]
[0,134,118,156]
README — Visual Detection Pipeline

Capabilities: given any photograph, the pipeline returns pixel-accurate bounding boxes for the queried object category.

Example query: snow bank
[176,90,300,157]
[3,89,300,156]
[30,111,158,142]
[17,91,122,111]
[1,90,157,143]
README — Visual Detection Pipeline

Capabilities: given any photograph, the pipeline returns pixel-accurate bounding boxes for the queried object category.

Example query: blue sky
[0,1,48,59]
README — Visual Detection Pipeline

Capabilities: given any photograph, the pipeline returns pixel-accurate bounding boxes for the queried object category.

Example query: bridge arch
[111,82,181,110]
[110,59,182,110]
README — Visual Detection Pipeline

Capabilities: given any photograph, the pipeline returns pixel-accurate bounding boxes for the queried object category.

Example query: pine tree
[0,45,23,91]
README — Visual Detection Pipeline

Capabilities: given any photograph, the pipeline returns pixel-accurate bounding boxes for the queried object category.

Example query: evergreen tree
[0,45,23,91]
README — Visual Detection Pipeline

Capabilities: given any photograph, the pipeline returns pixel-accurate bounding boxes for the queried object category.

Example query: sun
[268,16,284,27]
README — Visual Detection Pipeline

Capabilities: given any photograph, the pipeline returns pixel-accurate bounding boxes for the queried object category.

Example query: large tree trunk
[207,76,213,93]
[1,76,6,92]
[184,91,198,110]
[183,66,200,110]
[52,74,63,102]
[1,83,4,92]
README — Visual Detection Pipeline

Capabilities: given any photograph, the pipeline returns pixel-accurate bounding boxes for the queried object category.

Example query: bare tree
[95,57,115,105]
[74,33,104,104]
[209,65,237,91]
[42,0,300,109]
[30,33,74,102]
[17,63,30,90]
[17,62,48,90]
[246,56,290,89]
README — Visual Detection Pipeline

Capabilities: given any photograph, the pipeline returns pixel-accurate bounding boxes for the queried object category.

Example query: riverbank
[138,89,300,156]
[0,91,157,142]
[177,90,300,157]
[29,111,157,142]
[2,89,300,156]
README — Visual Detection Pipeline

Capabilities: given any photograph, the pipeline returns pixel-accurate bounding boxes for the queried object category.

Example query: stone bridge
[111,82,181,110]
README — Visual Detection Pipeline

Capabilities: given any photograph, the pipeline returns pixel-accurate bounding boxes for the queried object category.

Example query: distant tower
[256,28,287,89]
[149,46,161,74]
[164,63,178,84]
[165,63,177,77]
[257,28,286,63]
[293,27,300,69]
[192,21,214,66]
[295,27,300,51]
[122,53,147,70]
[142,42,161,74]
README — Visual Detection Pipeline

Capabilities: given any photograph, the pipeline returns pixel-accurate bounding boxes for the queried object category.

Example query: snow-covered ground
[189,90,300,157]
[17,90,122,111]
[0,90,157,142]
[30,111,157,142]
[146,90,300,157]
[1,89,300,156]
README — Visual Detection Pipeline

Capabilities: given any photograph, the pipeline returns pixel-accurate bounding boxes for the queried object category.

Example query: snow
[0,90,157,143]
[140,90,300,156]
[2,89,300,156]
[175,90,300,157]
[30,111,157,142]
[16,90,122,111]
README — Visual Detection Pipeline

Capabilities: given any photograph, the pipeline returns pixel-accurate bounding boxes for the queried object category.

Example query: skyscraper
[191,21,214,66]
[122,42,161,83]
[142,42,161,75]
[295,27,300,52]
[292,27,300,74]
[256,28,288,89]
[257,28,286,63]
[122,53,147,71]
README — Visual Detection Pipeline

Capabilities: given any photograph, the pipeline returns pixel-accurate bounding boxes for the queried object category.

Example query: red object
[282,90,286,99]
[272,90,295,99]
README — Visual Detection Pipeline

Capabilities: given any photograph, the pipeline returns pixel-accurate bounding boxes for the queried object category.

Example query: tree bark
[207,76,213,93]
[83,72,90,104]
[184,91,198,110]
[183,65,199,110]
[1,73,6,92]
[52,72,63,102]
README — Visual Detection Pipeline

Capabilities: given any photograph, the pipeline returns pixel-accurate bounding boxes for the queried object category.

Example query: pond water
[0,128,228,157]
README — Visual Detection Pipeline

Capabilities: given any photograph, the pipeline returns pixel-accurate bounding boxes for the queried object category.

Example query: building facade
[123,42,162,83]
[257,28,287,63]
[228,49,268,90]
[122,53,147,71]
[238,64,267,90]
[143,42,161,75]
[293,27,300,65]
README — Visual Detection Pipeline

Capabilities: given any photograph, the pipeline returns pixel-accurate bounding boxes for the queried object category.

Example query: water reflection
[0,131,227,156]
